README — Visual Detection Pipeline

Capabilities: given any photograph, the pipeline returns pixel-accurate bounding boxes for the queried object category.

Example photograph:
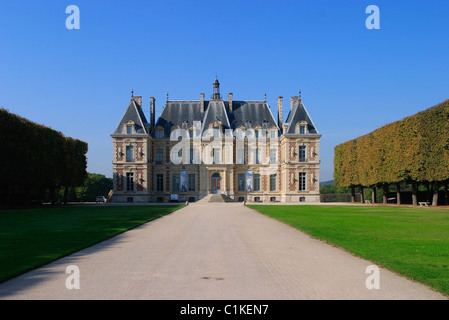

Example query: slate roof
[284,100,319,135]
[112,99,149,135]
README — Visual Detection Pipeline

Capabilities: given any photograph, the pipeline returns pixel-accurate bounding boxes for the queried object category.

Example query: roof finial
[131,89,134,97]
[299,89,301,100]
[264,92,267,101]
[166,92,169,101]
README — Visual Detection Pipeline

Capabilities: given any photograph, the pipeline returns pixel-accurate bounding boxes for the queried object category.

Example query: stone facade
[111,79,321,203]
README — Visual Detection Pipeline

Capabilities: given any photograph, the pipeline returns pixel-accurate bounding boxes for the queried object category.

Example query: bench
[365,200,371,204]
[387,197,396,203]
[419,202,430,207]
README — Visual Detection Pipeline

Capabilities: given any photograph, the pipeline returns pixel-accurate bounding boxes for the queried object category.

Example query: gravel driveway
[0,203,446,300]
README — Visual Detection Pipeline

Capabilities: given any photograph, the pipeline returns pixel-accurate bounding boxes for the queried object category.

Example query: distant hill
[320,180,334,187]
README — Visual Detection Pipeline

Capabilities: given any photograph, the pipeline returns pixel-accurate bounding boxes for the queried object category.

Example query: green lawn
[0,205,184,283]
[247,205,449,297]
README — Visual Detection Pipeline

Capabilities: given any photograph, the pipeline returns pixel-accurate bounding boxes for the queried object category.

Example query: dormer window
[297,122,308,135]
[126,123,134,134]
[156,128,164,139]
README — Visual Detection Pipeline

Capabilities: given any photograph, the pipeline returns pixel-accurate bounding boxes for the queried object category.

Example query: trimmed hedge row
[0,108,88,206]
[334,99,449,206]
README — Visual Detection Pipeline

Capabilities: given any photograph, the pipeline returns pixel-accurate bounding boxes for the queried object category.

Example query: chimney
[132,96,142,106]
[200,93,205,112]
[277,96,283,134]
[290,95,300,113]
[228,92,233,111]
[150,97,156,129]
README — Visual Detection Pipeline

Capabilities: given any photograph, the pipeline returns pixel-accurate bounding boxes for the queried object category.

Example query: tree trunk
[395,182,401,205]
[372,186,377,204]
[411,181,418,206]
[350,185,356,203]
[360,185,365,203]
[432,182,439,206]
[382,184,388,204]
[444,183,449,205]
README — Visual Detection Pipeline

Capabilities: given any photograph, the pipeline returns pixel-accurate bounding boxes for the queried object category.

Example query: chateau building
[111,78,321,203]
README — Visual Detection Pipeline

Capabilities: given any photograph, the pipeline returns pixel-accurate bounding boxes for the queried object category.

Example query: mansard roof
[150,99,279,138]
[284,99,319,135]
[112,99,148,135]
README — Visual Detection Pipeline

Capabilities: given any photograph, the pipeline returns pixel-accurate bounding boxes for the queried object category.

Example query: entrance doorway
[211,172,222,194]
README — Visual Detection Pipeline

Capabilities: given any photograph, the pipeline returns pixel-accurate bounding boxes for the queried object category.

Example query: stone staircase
[197,194,234,203]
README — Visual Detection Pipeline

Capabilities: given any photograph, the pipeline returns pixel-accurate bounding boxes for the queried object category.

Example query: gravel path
[0,203,446,300]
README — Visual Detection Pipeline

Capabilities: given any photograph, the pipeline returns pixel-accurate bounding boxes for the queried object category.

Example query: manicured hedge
[334,99,449,206]
[0,108,88,206]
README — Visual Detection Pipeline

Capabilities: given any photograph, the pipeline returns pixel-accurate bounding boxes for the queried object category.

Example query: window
[270,174,276,191]
[270,129,277,139]
[255,149,261,164]
[190,148,194,164]
[156,149,163,164]
[126,146,134,162]
[299,196,306,202]
[156,174,164,192]
[188,174,196,191]
[299,146,306,162]
[237,148,245,164]
[254,196,261,202]
[270,148,277,164]
[255,129,259,139]
[213,148,221,164]
[172,174,180,192]
[299,125,306,134]
[299,172,306,191]
[189,129,194,139]
[238,173,245,191]
[254,174,260,192]
[156,129,163,139]
[126,125,133,134]
[126,173,134,191]
[213,127,220,138]
[238,197,245,202]
[270,196,276,202]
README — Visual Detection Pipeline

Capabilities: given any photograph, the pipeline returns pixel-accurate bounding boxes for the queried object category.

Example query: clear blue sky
[1,0,448,181]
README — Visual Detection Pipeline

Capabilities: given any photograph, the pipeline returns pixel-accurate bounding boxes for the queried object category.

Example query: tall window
[299,172,306,191]
[126,172,134,191]
[238,173,245,191]
[255,149,261,164]
[213,148,221,164]
[237,148,245,164]
[299,146,306,162]
[270,174,276,191]
[299,125,306,134]
[254,174,261,192]
[188,174,196,191]
[270,148,277,164]
[126,125,133,134]
[156,174,164,192]
[190,148,194,164]
[213,127,220,138]
[126,146,134,162]
[172,174,180,192]
[270,129,277,139]
[156,148,163,164]
[156,129,163,139]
